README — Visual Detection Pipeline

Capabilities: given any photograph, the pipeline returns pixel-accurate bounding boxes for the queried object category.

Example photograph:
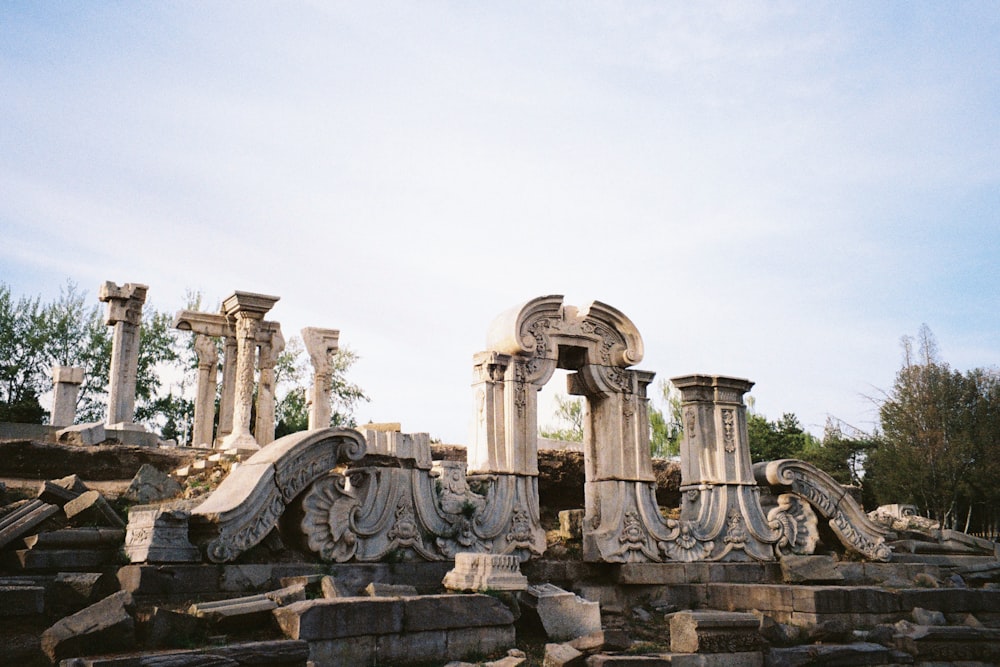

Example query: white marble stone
[50,365,84,428]
[98,281,147,427]
[302,327,340,430]
[442,552,528,591]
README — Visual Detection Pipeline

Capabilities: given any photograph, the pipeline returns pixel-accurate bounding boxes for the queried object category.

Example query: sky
[2,2,998,444]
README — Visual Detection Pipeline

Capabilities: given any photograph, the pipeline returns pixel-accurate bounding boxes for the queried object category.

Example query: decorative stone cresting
[754,458,892,562]
[189,427,366,562]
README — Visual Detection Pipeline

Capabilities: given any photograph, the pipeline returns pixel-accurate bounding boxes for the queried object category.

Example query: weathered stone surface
[0,499,59,548]
[402,594,515,632]
[41,590,136,662]
[669,610,763,654]
[583,656,671,666]
[25,528,124,550]
[522,583,601,641]
[892,623,1000,662]
[443,552,529,592]
[57,422,107,446]
[911,606,946,625]
[779,555,844,584]
[47,571,120,616]
[220,564,273,592]
[124,505,200,563]
[274,598,405,640]
[142,606,204,649]
[117,564,221,597]
[365,581,419,597]
[64,490,126,528]
[190,596,277,629]
[764,642,891,667]
[320,575,348,598]
[0,584,45,616]
[38,473,90,504]
[544,642,584,667]
[17,547,117,570]
[558,510,585,541]
[123,464,183,504]
[58,639,309,666]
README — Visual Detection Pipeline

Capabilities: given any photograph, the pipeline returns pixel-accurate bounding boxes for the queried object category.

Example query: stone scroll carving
[754,458,892,562]
[189,427,366,562]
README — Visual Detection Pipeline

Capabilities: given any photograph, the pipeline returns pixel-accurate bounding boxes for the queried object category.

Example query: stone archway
[469,295,659,560]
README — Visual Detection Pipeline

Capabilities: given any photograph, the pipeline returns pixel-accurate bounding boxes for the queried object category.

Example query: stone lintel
[222,291,280,318]
[175,310,281,343]
[671,374,755,404]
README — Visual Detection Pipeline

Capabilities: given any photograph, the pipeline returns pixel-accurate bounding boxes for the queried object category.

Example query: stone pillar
[191,335,218,448]
[254,326,284,446]
[216,336,238,446]
[98,282,148,427]
[301,327,340,430]
[50,366,84,428]
[468,351,510,474]
[220,292,279,450]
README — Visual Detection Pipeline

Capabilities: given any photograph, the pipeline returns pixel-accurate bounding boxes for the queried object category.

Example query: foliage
[649,380,683,458]
[540,394,583,442]
[865,325,1000,530]
[0,284,49,422]
[800,418,876,488]
[274,339,368,437]
[746,411,817,462]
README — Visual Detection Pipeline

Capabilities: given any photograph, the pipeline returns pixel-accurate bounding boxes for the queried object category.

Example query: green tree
[746,412,816,462]
[0,284,49,422]
[867,326,999,529]
[800,418,876,488]
[540,394,584,442]
[649,379,683,458]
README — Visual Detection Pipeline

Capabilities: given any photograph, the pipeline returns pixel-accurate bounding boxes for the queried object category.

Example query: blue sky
[2,2,998,443]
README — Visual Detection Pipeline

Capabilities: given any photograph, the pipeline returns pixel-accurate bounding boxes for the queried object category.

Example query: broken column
[192,335,218,448]
[216,336,238,445]
[98,281,147,428]
[302,327,340,430]
[221,291,279,450]
[254,325,285,446]
[50,365,84,428]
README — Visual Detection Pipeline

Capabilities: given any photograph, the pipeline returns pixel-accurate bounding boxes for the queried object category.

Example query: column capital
[222,291,280,320]
[99,282,148,326]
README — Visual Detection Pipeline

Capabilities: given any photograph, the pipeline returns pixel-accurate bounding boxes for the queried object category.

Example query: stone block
[544,642,584,667]
[25,527,124,550]
[56,422,106,446]
[64,490,126,528]
[779,555,844,584]
[667,652,763,667]
[403,594,515,632]
[522,583,601,641]
[273,598,404,640]
[583,656,671,666]
[375,628,448,664]
[615,563,689,585]
[443,552,529,592]
[38,474,89,505]
[364,581,419,597]
[41,590,136,663]
[117,564,220,596]
[190,595,277,630]
[893,623,1000,662]
[47,572,120,616]
[0,584,45,616]
[0,499,59,548]
[141,606,204,649]
[320,574,348,598]
[912,606,946,625]
[307,635,377,666]
[122,464,183,504]
[124,506,200,564]
[219,564,273,592]
[16,548,117,571]
[668,610,763,654]
[446,624,516,661]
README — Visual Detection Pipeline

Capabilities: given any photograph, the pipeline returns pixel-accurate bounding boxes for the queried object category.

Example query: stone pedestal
[302,327,340,430]
[443,553,528,592]
[50,365,84,428]
[98,281,147,427]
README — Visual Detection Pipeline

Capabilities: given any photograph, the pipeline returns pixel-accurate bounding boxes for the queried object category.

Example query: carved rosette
[767,493,820,556]
[190,428,366,563]
[754,458,892,562]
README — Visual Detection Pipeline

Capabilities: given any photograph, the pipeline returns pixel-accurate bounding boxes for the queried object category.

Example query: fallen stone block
[668,610,763,654]
[320,574,348,598]
[140,606,205,649]
[122,463,183,505]
[521,583,601,642]
[58,639,310,666]
[41,590,136,663]
[402,594,515,633]
[365,581,419,597]
[17,547,118,571]
[912,606,946,625]
[57,421,106,446]
[117,564,221,597]
[0,499,59,548]
[544,641,584,667]
[64,490,126,528]
[274,597,405,640]
[25,527,124,550]
[47,571,120,616]
[38,474,90,505]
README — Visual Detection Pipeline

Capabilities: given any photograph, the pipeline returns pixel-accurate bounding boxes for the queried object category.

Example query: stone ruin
[2,289,1000,666]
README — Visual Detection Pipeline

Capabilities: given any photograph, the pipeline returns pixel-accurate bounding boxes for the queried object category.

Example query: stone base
[443,553,529,592]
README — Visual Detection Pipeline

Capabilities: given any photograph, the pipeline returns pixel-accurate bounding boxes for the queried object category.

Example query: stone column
[191,335,218,448]
[50,365,85,428]
[98,282,148,427]
[254,325,284,446]
[215,336,238,446]
[301,327,340,430]
[220,292,279,450]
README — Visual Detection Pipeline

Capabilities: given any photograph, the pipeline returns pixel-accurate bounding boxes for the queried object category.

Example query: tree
[800,418,876,488]
[540,394,583,442]
[0,284,49,422]
[746,412,816,462]
[866,325,1000,529]
[649,379,683,458]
